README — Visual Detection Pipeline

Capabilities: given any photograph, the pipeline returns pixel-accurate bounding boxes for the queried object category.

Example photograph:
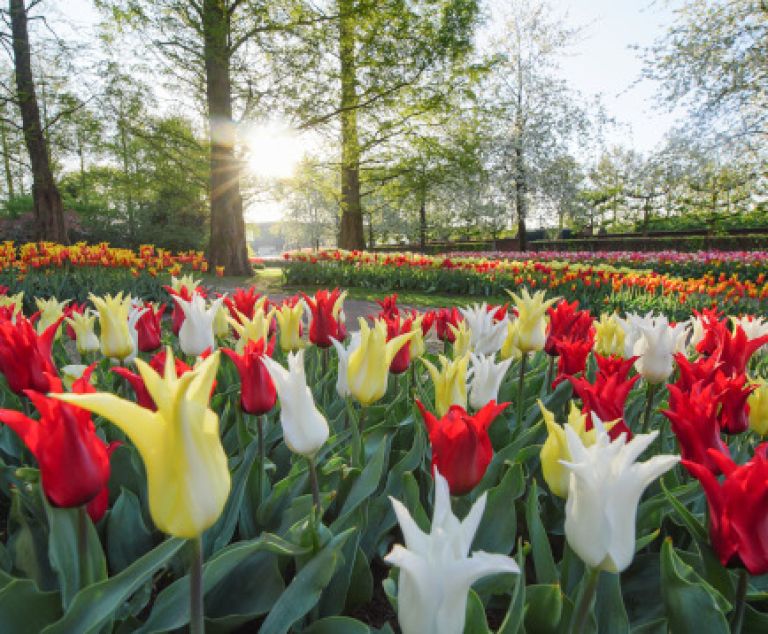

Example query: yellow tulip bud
[348,318,414,406]
[276,302,305,352]
[53,349,230,538]
[35,297,69,337]
[748,379,768,436]
[228,299,276,353]
[170,274,201,293]
[409,315,427,360]
[506,288,559,354]
[500,320,523,360]
[422,353,469,416]
[90,292,133,361]
[594,313,626,357]
[66,311,100,355]
[448,321,472,359]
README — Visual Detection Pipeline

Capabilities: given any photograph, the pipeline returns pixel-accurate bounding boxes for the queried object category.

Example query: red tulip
[416,399,509,495]
[0,315,61,396]
[694,307,726,357]
[302,289,346,348]
[710,325,768,377]
[552,331,595,387]
[376,294,400,320]
[683,444,768,575]
[663,381,730,474]
[0,366,113,512]
[224,287,265,323]
[713,371,756,435]
[487,303,509,322]
[136,303,166,352]
[86,441,121,523]
[113,349,194,411]
[222,337,277,416]
[672,352,721,392]
[420,310,436,336]
[545,300,593,356]
[569,354,640,440]
[384,315,414,375]
[433,307,463,343]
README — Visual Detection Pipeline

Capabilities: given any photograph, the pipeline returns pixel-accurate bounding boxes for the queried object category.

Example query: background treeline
[0,0,766,256]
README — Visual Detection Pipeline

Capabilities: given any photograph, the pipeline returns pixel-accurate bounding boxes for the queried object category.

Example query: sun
[244,122,306,179]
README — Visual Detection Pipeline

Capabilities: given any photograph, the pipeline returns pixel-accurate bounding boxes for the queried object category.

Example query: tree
[644,0,768,147]
[487,0,589,250]
[7,0,67,242]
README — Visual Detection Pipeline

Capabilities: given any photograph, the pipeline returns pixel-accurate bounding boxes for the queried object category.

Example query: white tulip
[262,350,330,457]
[560,414,679,573]
[615,311,654,359]
[458,303,508,356]
[732,315,768,353]
[468,353,512,410]
[632,316,689,384]
[330,332,361,399]
[385,469,520,634]
[173,293,225,357]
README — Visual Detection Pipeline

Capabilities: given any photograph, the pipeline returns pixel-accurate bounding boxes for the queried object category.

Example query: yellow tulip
[500,320,523,360]
[422,354,469,416]
[90,292,133,361]
[409,315,426,359]
[65,311,100,355]
[448,321,472,359]
[594,313,626,357]
[228,300,276,353]
[170,274,201,293]
[213,304,230,338]
[748,379,768,436]
[53,349,230,538]
[539,400,615,498]
[0,291,24,318]
[35,297,69,336]
[348,318,414,406]
[506,288,559,354]
[276,302,305,352]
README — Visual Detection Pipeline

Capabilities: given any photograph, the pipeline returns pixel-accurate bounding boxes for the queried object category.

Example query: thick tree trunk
[514,142,527,252]
[203,0,251,276]
[10,0,67,243]
[419,194,427,252]
[338,0,365,250]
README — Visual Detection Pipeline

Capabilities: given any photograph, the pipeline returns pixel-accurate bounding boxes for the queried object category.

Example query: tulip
[714,371,756,435]
[347,318,414,406]
[499,319,523,360]
[34,297,69,337]
[632,315,689,384]
[545,300,593,356]
[422,353,469,416]
[468,353,512,410]
[90,292,134,361]
[672,351,720,392]
[539,400,615,499]
[731,316,768,354]
[173,293,225,357]
[683,445,768,575]
[552,333,594,387]
[275,300,305,352]
[385,314,416,374]
[416,400,508,495]
[0,290,24,319]
[506,288,559,354]
[66,310,100,356]
[0,315,60,395]
[692,308,726,356]
[593,312,625,357]
[228,302,276,353]
[53,349,231,538]
[708,323,768,377]
[302,289,347,348]
[663,381,730,474]
[223,287,264,322]
[615,311,654,359]
[748,379,768,435]
[376,293,399,320]
[262,350,330,457]
[448,320,472,359]
[222,337,277,416]
[61,364,93,391]
[330,333,361,399]
[113,349,195,411]
[125,303,149,364]
[384,469,519,634]
[135,303,166,352]
[569,354,639,440]
[458,303,508,356]
[432,307,462,343]
[560,415,679,572]
[408,314,427,360]
[0,365,113,515]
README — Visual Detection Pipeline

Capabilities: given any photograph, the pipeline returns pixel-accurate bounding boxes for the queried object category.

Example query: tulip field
[0,243,768,633]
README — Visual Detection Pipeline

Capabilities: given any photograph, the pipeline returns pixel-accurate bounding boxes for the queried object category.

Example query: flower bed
[0,278,767,631]
[283,249,768,318]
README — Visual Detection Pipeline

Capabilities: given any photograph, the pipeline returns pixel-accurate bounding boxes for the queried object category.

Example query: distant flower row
[448,249,768,265]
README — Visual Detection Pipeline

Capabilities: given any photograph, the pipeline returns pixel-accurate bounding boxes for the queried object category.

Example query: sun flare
[245,123,306,179]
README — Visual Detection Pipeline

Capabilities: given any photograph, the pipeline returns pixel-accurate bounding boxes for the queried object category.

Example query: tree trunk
[203,0,251,275]
[0,113,15,199]
[10,0,67,243]
[337,0,365,250]
[514,142,527,252]
[419,194,427,252]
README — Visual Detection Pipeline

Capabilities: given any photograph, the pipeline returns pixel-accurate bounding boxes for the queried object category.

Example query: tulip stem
[257,415,265,506]
[571,567,600,634]
[732,568,749,634]
[641,382,659,435]
[189,536,204,634]
[77,506,88,587]
[307,456,321,516]
[517,353,528,427]
[545,355,555,392]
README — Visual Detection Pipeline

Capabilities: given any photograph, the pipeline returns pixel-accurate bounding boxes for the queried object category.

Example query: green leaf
[107,488,154,574]
[303,616,371,634]
[42,537,184,634]
[336,434,390,525]
[259,528,356,634]
[525,480,558,584]
[594,573,629,634]
[496,543,526,634]
[0,576,62,632]
[524,584,563,633]
[659,539,730,634]
[44,501,107,609]
[472,462,523,554]
[661,478,707,543]
[464,589,491,634]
